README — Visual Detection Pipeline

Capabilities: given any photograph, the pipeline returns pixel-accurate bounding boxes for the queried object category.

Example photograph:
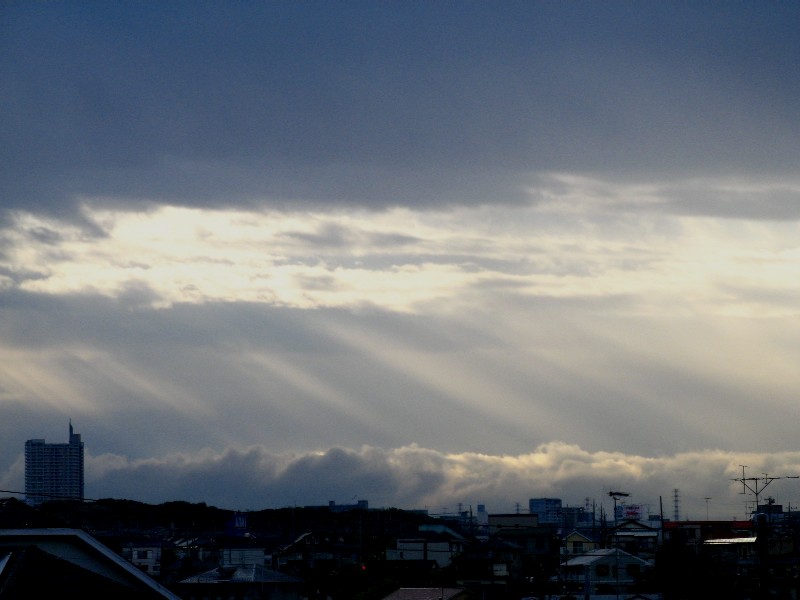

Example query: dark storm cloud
[280,223,421,251]
[662,182,800,221]
[82,446,443,509]
[0,265,48,286]
[526,172,800,221]
[0,439,795,517]
[78,446,448,510]
[3,3,798,218]
[281,224,355,249]
[75,444,800,518]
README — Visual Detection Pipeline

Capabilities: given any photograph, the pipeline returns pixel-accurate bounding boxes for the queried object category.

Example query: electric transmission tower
[673,489,680,522]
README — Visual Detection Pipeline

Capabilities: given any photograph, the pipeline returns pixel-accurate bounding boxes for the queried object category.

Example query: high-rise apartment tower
[25,422,84,506]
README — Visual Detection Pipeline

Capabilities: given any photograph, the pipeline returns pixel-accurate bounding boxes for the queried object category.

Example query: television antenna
[608,491,629,526]
[732,465,799,514]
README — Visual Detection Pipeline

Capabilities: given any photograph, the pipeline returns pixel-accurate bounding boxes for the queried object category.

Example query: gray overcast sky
[2,2,800,519]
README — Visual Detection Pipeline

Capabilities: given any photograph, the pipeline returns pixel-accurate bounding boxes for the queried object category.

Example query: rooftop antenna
[673,489,680,522]
[732,465,799,516]
[608,491,629,526]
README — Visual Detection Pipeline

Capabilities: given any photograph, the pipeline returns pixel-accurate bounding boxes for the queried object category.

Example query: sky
[2,2,800,520]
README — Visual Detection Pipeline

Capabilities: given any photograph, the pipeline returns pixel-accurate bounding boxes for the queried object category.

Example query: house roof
[180,563,304,584]
[397,530,465,543]
[610,519,658,532]
[704,537,757,545]
[562,548,648,567]
[117,535,170,548]
[0,545,160,599]
[0,528,180,599]
[382,587,468,600]
[563,530,595,542]
[418,524,467,540]
[663,520,753,529]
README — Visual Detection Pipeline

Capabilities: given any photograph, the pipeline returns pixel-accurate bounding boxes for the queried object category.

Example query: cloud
[1,195,799,468]
[2,3,799,219]
[2,3,799,524]
[4,440,794,520]
[4,198,799,317]
[527,173,800,221]
[43,443,795,520]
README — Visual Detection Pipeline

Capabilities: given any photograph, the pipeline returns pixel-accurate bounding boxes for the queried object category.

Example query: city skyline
[2,3,800,519]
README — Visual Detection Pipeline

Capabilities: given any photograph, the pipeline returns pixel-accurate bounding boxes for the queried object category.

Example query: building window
[596,564,609,577]
[573,541,583,553]
[626,563,640,577]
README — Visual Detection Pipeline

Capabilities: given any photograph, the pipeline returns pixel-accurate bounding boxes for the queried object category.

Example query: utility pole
[608,491,629,600]
[732,465,799,599]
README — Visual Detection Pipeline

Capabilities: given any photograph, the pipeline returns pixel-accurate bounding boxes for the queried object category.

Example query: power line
[0,488,98,503]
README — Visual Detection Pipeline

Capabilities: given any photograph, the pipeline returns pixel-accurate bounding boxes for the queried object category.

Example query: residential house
[607,519,660,558]
[120,535,167,577]
[561,547,650,596]
[387,528,467,568]
[562,529,599,556]
[487,513,538,535]
[381,587,472,600]
[218,534,270,567]
[175,563,305,600]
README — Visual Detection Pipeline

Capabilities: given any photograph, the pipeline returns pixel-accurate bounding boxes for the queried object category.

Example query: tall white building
[25,422,84,506]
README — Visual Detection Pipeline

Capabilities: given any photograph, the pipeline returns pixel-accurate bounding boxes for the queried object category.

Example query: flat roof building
[24,422,84,507]
[529,497,562,524]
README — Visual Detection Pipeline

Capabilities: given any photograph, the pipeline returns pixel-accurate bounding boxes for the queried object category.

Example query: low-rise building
[607,519,660,558]
[387,529,467,568]
[119,535,170,577]
[175,564,304,600]
[488,513,538,535]
[381,587,472,600]
[561,530,599,556]
[561,547,650,595]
